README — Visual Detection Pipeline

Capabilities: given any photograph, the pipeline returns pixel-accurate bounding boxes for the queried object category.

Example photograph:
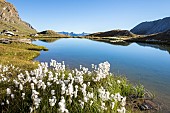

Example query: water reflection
[137,43,170,54]
[38,38,60,43]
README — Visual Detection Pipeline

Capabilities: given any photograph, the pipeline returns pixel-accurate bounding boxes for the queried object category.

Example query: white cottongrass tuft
[6,88,11,95]
[0,60,131,113]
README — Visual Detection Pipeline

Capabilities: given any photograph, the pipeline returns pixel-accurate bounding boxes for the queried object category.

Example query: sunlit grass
[0,60,145,113]
[0,42,48,70]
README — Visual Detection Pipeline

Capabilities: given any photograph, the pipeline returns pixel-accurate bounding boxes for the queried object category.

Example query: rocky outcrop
[131,17,170,35]
[88,30,135,37]
[0,0,20,23]
[0,0,36,35]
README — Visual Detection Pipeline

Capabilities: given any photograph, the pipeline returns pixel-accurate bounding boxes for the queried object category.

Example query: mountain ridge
[130,17,170,35]
[0,0,36,35]
[88,30,136,37]
[59,31,89,37]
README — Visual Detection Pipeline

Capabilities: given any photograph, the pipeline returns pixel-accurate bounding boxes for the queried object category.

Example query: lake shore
[0,37,163,112]
[83,36,170,46]
[0,40,48,70]
[35,38,170,112]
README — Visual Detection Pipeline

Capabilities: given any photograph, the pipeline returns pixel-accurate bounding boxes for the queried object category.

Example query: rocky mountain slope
[88,30,136,37]
[0,0,36,35]
[131,17,170,35]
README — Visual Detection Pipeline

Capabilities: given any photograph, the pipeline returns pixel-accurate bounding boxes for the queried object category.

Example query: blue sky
[7,0,170,33]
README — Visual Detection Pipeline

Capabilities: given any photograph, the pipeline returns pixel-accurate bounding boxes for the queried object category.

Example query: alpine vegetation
[0,60,144,113]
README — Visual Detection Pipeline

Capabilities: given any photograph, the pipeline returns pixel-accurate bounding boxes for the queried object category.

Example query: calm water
[33,38,170,111]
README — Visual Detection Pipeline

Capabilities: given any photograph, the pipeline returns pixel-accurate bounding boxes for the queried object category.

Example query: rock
[0,0,36,34]
[0,0,5,3]
[1,30,15,36]
[138,100,158,111]
[144,100,159,110]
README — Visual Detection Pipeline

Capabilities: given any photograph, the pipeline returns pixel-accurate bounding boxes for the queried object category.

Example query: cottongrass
[0,60,144,113]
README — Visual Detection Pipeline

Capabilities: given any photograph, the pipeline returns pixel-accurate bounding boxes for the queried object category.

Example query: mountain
[88,30,136,37]
[38,30,68,37]
[131,17,170,35]
[0,0,36,35]
[59,32,89,37]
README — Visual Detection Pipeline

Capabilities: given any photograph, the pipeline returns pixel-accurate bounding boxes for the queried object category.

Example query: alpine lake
[33,38,170,112]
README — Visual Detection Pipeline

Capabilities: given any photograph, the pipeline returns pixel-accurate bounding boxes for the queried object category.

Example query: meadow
[0,42,48,70]
[0,59,145,113]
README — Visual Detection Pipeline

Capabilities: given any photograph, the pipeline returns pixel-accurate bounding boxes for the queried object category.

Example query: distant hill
[131,17,170,35]
[88,30,136,37]
[59,32,89,37]
[0,0,36,35]
[38,30,67,37]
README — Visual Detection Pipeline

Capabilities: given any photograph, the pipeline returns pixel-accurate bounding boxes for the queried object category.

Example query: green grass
[0,42,48,70]
[0,61,145,113]
[0,41,148,113]
[0,21,36,35]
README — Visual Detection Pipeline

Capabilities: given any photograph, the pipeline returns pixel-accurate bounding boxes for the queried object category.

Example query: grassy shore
[0,60,146,113]
[0,38,157,112]
[0,42,48,70]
